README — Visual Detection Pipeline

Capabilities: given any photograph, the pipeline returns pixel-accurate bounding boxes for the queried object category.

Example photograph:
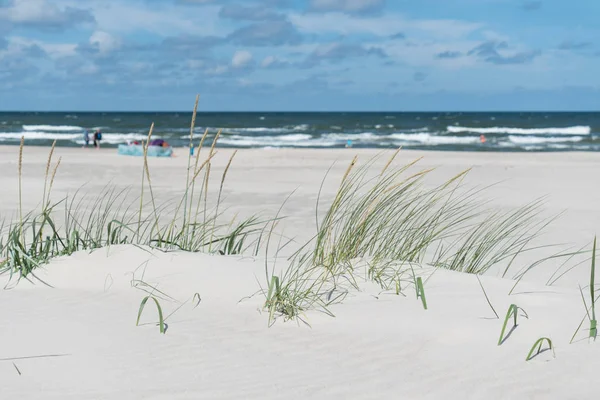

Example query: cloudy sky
[1,0,599,111]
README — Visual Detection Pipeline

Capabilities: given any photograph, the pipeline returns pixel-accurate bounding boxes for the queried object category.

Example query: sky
[0,0,599,111]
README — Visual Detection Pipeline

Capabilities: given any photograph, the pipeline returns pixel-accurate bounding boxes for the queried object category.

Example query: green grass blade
[136,296,165,334]
[416,276,427,310]
[498,304,518,346]
[476,275,498,319]
[525,337,553,361]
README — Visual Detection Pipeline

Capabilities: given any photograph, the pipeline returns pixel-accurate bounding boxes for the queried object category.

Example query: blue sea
[0,112,598,152]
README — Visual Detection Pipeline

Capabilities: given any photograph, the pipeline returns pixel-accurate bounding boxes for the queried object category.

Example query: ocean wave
[389,133,480,145]
[0,131,155,144]
[221,124,310,134]
[321,131,467,145]
[22,125,83,132]
[508,136,584,144]
[322,132,378,141]
[447,125,591,135]
[0,132,81,140]
[218,134,332,147]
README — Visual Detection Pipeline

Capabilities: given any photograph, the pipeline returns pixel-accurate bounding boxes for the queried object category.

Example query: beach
[1,145,600,399]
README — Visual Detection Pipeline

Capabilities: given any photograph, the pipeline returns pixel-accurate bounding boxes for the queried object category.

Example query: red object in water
[480,135,486,143]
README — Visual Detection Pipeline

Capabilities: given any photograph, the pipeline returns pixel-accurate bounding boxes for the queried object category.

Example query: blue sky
[0,0,599,111]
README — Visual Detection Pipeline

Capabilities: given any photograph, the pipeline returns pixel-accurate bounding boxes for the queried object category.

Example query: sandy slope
[1,146,600,398]
[1,245,599,399]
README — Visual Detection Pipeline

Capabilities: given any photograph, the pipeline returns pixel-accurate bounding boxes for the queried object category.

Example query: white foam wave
[322,131,464,145]
[218,134,331,147]
[22,125,83,132]
[322,132,378,141]
[447,125,591,135]
[390,133,480,145]
[0,131,155,144]
[508,136,583,145]
[0,132,81,140]
[222,124,310,134]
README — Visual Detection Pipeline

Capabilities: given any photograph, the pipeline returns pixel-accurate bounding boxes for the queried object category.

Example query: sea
[0,112,599,152]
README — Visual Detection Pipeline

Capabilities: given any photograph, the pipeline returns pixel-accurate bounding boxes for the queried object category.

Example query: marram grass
[0,97,270,283]
[264,152,559,323]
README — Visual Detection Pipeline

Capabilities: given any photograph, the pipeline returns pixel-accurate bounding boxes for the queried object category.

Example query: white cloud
[0,36,77,59]
[232,50,253,68]
[261,56,277,67]
[81,2,224,36]
[89,31,121,54]
[1,0,63,23]
[0,0,94,27]
[309,0,384,13]
[187,59,205,69]
[289,12,482,40]
[206,65,229,75]
[77,63,99,75]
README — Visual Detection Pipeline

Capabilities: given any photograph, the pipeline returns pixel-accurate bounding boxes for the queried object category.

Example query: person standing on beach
[93,129,102,148]
[82,129,90,148]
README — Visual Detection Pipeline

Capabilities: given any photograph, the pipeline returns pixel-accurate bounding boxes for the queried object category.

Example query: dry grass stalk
[137,123,154,236]
[47,157,62,199]
[183,95,200,227]
[381,147,401,176]
[210,150,238,250]
[18,136,24,242]
[42,140,57,207]
[187,127,211,227]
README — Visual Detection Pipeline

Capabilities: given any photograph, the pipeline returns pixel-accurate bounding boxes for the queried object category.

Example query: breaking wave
[447,125,591,135]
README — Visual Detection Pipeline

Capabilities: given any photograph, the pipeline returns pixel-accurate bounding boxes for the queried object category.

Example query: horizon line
[1,110,599,113]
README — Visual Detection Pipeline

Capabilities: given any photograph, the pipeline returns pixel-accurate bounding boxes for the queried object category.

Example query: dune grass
[0,99,271,285]
[261,152,559,323]
[570,237,598,343]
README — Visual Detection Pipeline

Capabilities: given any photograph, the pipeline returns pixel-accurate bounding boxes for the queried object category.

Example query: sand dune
[1,146,599,399]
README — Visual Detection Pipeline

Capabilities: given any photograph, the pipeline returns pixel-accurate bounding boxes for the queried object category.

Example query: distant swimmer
[93,129,103,148]
[346,139,353,148]
[82,128,90,148]
[480,134,486,144]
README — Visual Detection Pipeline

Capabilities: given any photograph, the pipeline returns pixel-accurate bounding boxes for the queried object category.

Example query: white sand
[1,146,600,399]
